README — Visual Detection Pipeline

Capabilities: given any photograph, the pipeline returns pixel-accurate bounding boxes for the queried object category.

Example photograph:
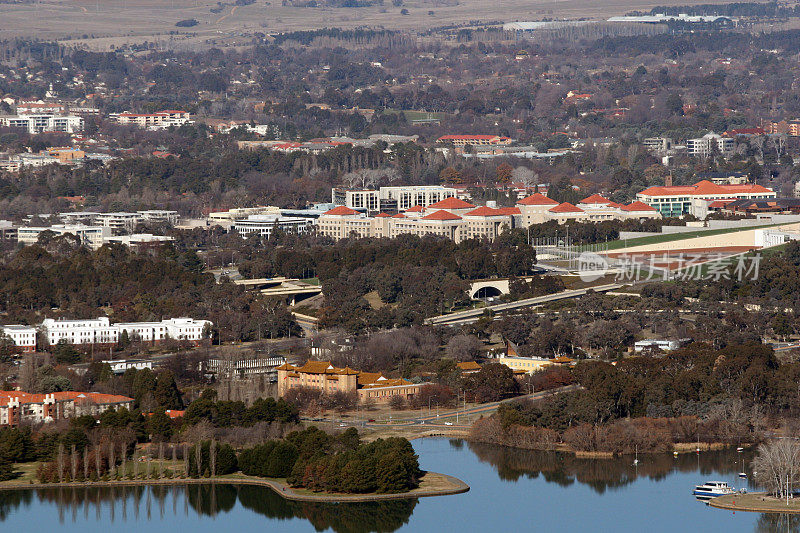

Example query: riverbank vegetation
[471,341,788,454]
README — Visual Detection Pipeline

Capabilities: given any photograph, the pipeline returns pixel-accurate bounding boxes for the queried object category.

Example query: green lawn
[597,222,786,252]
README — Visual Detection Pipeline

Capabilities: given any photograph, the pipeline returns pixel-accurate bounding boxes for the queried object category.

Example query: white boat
[693,481,735,498]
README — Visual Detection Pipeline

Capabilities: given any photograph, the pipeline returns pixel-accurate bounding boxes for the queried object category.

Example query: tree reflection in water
[463,440,755,494]
[756,513,800,533]
[2,483,417,533]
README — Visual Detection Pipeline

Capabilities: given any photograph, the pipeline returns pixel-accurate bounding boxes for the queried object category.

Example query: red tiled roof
[579,194,611,205]
[375,212,390,218]
[517,193,558,206]
[464,206,505,217]
[724,128,765,136]
[498,207,521,215]
[638,179,773,197]
[426,197,476,210]
[708,199,736,208]
[405,205,424,212]
[323,206,359,216]
[392,213,407,218]
[621,201,657,212]
[422,209,462,221]
[549,202,584,213]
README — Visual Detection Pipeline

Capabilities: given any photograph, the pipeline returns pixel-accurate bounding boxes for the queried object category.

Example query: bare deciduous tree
[752,439,800,499]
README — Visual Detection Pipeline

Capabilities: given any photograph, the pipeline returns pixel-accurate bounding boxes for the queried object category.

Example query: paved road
[425,283,626,326]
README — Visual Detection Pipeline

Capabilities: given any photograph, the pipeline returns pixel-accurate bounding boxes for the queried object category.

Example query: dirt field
[0,0,738,50]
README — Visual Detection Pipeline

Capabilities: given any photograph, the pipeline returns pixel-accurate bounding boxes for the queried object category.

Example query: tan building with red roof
[276,361,426,404]
[0,391,133,426]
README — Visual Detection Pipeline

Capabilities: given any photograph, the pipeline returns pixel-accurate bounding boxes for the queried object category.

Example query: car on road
[444,422,453,426]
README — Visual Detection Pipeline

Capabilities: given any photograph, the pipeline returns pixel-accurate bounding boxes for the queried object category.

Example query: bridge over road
[425,282,626,326]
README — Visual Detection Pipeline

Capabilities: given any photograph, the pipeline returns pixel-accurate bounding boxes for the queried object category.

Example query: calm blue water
[0,438,793,532]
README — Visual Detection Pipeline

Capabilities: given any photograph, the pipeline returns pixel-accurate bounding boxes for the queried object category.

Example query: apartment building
[685,133,734,157]
[0,325,37,352]
[0,391,134,427]
[0,114,83,134]
[17,224,110,248]
[642,137,673,154]
[113,110,191,130]
[94,212,142,231]
[16,101,66,115]
[331,185,459,213]
[138,210,179,226]
[762,119,800,136]
[41,317,211,347]
[636,180,776,217]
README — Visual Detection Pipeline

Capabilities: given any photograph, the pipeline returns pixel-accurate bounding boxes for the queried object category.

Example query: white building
[0,114,83,134]
[41,317,211,346]
[104,234,174,247]
[42,317,119,346]
[634,339,686,352]
[94,212,143,231]
[113,110,191,130]
[1,325,37,352]
[101,359,153,374]
[332,185,460,213]
[138,210,179,226]
[17,224,110,248]
[232,214,310,238]
[686,133,734,157]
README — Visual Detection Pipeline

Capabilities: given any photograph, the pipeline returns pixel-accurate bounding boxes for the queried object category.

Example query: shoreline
[709,493,800,514]
[0,471,469,503]
[466,438,746,457]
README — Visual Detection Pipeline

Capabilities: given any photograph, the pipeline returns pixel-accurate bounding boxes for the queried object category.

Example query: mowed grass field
[0,0,745,49]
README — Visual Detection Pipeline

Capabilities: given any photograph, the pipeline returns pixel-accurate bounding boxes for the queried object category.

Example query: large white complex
[41,317,211,346]
[0,114,84,134]
[317,193,660,242]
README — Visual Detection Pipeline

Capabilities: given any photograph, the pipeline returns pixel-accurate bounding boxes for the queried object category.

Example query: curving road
[425,283,626,326]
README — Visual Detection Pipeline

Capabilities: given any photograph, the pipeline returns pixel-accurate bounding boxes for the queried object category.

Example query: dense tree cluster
[182,390,300,427]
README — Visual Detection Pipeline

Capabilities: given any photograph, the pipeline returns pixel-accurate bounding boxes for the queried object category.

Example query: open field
[0,0,747,49]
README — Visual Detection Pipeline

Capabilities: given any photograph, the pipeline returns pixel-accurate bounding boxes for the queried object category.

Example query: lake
[0,438,794,532]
